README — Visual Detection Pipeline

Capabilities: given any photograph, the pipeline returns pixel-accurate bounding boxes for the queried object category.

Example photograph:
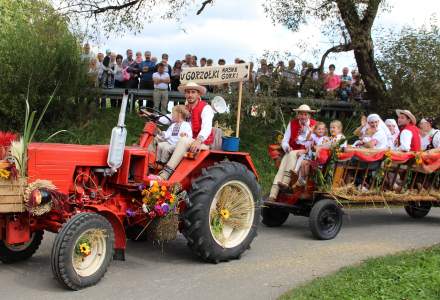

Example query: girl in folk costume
[269,104,317,201]
[385,119,400,148]
[294,122,329,187]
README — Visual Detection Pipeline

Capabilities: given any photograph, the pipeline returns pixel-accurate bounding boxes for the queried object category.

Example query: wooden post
[236,80,243,138]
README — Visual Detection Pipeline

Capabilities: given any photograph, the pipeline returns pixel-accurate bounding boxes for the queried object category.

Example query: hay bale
[146,214,178,242]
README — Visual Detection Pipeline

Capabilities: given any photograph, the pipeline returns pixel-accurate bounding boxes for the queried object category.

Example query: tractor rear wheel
[51,213,114,290]
[309,199,343,240]
[404,202,432,219]
[261,206,289,227]
[0,230,44,264]
[182,161,261,263]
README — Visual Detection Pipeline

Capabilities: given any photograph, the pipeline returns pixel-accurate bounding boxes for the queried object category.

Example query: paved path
[2,208,440,300]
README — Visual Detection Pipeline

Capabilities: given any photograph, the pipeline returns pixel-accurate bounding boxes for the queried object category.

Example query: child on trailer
[293,122,329,187]
[155,105,192,167]
[294,120,346,187]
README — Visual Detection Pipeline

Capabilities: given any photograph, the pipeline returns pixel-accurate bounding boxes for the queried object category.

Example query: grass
[280,245,440,300]
[34,107,278,194]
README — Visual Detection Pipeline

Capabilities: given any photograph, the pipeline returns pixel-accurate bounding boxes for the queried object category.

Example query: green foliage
[376,23,440,117]
[0,0,89,130]
[280,245,440,300]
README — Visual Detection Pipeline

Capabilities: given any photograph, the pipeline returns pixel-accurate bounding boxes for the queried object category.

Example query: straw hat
[292,104,317,113]
[396,109,416,124]
[178,82,207,96]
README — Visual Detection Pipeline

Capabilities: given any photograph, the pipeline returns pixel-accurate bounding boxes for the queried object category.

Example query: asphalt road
[2,208,440,300]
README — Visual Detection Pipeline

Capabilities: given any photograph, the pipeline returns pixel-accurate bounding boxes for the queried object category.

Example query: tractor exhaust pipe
[107,90,129,174]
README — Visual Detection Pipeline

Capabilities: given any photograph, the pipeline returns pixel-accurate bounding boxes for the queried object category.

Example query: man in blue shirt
[140,51,156,90]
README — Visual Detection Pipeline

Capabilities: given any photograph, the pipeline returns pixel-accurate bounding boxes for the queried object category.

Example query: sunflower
[220,209,230,220]
[79,242,91,256]
[0,169,10,179]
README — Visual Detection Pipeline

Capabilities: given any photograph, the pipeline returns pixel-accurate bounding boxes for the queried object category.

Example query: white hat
[211,96,227,114]
[396,109,416,125]
[293,104,316,113]
[178,82,207,96]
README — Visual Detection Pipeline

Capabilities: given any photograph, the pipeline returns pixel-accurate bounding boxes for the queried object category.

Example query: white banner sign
[180,63,250,85]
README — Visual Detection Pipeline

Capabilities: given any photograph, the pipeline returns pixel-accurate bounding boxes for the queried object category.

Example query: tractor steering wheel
[139,107,172,126]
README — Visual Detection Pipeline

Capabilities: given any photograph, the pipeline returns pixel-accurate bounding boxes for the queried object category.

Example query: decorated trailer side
[263,145,440,239]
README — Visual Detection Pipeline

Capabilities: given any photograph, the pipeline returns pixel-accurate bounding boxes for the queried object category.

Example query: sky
[97,0,440,70]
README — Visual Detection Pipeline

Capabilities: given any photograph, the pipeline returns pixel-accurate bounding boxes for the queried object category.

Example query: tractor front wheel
[51,213,115,290]
[182,161,261,263]
[0,230,44,264]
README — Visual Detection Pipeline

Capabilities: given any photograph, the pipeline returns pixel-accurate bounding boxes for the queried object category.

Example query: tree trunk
[351,34,389,107]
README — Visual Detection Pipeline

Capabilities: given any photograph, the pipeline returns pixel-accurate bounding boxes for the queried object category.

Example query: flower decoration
[0,168,10,179]
[220,209,230,220]
[415,152,423,166]
[79,242,91,256]
[140,181,179,219]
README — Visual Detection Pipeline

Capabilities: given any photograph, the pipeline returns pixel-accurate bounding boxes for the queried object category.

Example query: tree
[263,0,389,105]
[0,0,88,130]
[376,24,440,116]
[53,0,214,36]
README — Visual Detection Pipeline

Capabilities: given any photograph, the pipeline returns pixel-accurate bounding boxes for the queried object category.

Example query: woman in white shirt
[419,118,440,150]
[356,114,391,150]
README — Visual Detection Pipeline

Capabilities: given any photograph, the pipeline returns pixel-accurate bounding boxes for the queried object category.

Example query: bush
[0,0,89,130]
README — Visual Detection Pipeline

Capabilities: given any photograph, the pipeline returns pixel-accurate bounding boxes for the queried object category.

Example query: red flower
[148,211,156,218]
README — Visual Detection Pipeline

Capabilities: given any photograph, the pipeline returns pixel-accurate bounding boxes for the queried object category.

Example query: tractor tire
[404,202,432,219]
[261,206,289,227]
[309,199,343,240]
[182,161,261,263]
[51,213,115,290]
[0,230,44,264]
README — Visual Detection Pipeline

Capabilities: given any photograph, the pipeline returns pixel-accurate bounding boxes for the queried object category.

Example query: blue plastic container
[222,136,240,152]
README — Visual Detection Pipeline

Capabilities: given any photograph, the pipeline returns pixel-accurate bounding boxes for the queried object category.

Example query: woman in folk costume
[269,104,317,201]
[385,118,400,148]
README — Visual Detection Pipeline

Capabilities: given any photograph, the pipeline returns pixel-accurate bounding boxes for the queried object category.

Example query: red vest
[289,118,317,150]
[399,123,421,151]
[187,100,214,145]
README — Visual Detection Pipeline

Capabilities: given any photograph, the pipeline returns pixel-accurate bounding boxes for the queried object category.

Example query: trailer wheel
[261,206,289,227]
[309,199,343,240]
[51,213,114,290]
[404,202,432,219]
[182,161,261,263]
[0,230,44,264]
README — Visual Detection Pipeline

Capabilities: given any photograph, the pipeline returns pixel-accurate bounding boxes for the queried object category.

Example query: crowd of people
[269,105,440,200]
[81,43,367,112]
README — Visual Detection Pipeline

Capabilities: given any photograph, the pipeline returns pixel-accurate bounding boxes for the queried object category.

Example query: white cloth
[281,119,312,152]
[158,104,214,143]
[367,114,393,148]
[369,130,389,150]
[161,121,192,146]
[398,129,413,152]
[153,72,170,90]
[421,128,440,150]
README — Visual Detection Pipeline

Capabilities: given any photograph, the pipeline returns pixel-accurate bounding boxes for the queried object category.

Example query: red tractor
[0,94,261,290]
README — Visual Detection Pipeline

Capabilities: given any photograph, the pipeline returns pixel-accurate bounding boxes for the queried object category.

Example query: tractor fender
[170,150,259,186]
[84,205,126,260]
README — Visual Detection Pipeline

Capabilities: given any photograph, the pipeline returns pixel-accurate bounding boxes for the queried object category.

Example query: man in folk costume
[395,109,421,152]
[158,82,214,179]
[269,104,317,201]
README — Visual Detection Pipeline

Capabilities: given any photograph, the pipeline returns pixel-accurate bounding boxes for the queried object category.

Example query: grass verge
[280,245,440,300]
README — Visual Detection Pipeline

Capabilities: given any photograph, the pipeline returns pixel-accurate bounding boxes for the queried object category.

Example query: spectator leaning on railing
[153,63,171,114]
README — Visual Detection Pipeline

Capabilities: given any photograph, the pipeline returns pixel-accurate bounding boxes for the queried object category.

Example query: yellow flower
[153,181,159,187]
[0,169,10,179]
[160,191,166,197]
[220,209,230,220]
[161,185,167,192]
[150,186,159,193]
[385,150,392,158]
[79,243,91,256]
[141,190,148,196]
[170,195,175,203]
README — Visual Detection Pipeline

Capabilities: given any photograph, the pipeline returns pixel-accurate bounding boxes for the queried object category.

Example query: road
[1,208,440,300]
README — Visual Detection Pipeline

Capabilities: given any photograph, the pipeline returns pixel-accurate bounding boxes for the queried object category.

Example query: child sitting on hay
[155,105,192,167]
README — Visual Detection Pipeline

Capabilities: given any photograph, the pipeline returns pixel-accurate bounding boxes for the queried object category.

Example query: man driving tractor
[142,81,215,179]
